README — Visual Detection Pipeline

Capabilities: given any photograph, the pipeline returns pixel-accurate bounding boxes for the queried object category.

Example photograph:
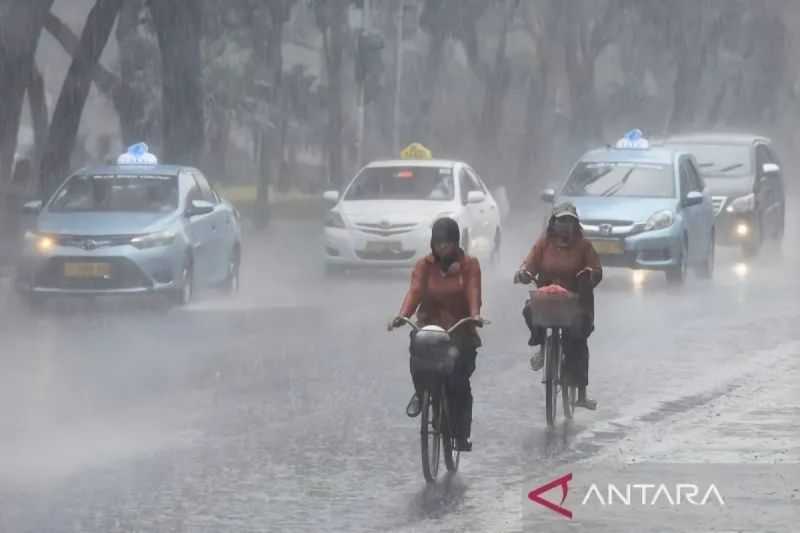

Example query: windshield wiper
[718,163,743,173]
[698,162,714,168]
[600,167,635,197]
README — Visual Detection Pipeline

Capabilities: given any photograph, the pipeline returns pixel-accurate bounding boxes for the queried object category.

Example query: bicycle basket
[528,289,582,328]
[410,327,458,378]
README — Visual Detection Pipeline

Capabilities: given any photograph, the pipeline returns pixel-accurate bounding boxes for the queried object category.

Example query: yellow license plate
[365,241,402,254]
[64,262,112,278]
[590,239,624,255]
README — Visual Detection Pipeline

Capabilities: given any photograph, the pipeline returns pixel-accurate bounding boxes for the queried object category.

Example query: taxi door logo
[528,473,573,519]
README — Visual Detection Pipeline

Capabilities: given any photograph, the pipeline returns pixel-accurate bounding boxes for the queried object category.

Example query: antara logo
[529,473,725,520]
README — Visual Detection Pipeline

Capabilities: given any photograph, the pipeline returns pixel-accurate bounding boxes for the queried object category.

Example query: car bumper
[324,226,431,268]
[714,212,758,245]
[15,242,184,295]
[587,226,683,271]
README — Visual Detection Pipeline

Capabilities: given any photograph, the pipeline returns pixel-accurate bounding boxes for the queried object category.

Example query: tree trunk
[0,0,54,185]
[412,32,445,146]
[149,0,205,166]
[39,0,122,198]
[27,65,48,177]
[115,0,151,145]
[477,0,518,179]
[324,4,348,189]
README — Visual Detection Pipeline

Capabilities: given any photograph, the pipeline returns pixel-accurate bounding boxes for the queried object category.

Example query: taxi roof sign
[400,142,432,160]
[118,142,158,165]
[615,129,649,150]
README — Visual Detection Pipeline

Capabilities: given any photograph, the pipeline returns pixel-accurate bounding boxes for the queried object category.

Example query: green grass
[217,184,325,220]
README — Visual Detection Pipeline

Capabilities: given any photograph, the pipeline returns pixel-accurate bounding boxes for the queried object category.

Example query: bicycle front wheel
[441,383,460,472]
[420,389,441,483]
[544,332,560,427]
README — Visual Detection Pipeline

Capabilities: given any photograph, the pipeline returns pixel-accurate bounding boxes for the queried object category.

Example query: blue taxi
[542,130,715,284]
[16,143,242,306]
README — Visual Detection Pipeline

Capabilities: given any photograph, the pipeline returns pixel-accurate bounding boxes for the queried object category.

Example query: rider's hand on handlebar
[514,269,533,285]
[388,316,406,331]
[472,315,487,328]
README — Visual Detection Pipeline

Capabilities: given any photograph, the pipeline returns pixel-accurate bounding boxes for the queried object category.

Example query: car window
[460,168,482,204]
[192,172,218,204]
[668,143,752,178]
[344,166,455,201]
[48,173,178,213]
[686,158,704,192]
[563,161,675,198]
[466,167,488,194]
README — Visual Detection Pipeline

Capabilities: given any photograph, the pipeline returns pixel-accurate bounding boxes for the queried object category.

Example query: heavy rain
[0,1,798,532]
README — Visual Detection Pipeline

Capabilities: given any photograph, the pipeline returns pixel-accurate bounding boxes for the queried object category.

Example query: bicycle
[389,316,487,483]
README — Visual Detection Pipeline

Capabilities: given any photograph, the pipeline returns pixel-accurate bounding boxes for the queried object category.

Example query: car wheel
[666,239,688,285]
[695,232,715,280]
[490,230,501,267]
[171,258,193,306]
[224,246,240,294]
[742,216,762,258]
[324,263,345,277]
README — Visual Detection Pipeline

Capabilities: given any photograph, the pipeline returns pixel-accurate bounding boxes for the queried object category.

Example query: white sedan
[323,159,502,272]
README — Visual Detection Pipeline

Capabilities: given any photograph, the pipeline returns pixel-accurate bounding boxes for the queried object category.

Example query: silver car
[15,164,242,305]
[543,133,716,284]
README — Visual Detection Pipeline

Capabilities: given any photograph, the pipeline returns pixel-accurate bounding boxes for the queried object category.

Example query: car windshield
[563,161,675,198]
[344,166,455,201]
[48,174,178,213]
[668,144,751,177]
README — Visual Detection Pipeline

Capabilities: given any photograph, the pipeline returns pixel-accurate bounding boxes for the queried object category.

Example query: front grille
[355,249,416,261]
[355,222,418,237]
[36,256,153,290]
[581,219,634,227]
[711,197,727,217]
[55,234,136,249]
[639,249,671,261]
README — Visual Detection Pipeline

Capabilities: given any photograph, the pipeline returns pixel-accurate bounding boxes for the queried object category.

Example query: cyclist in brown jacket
[514,202,602,409]
[391,217,484,451]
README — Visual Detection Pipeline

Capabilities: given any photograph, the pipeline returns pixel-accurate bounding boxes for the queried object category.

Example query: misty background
[1,0,799,223]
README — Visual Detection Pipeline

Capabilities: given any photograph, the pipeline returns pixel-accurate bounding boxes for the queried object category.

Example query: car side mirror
[185,199,215,217]
[323,190,340,203]
[467,190,486,204]
[22,200,43,214]
[541,188,556,203]
[684,191,704,207]
[762,162,780,176]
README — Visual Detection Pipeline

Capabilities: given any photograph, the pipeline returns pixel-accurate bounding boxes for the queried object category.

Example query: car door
[466,167,499,244]
[182,171,215,284]
[679,157,703,262]
[457,166,482,252]
[191,171,228,282]
[755,143,782,236]
[687,157,713,255]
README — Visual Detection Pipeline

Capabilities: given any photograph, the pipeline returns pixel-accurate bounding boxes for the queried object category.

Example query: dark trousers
[522,303,592,387]
[410,343,477,440]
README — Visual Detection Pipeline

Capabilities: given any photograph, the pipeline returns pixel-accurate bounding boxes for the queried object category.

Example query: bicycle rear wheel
[544,331,560,426]
[420,388,441,483]
[562,384,576,419]
[441,383,460,472]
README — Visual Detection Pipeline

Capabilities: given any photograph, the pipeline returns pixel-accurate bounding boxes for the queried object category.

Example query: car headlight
[25,231,55,253]
[325,210,346,229]
[644,210,674,232]
[130,230,176,249]
[726,193,755,214]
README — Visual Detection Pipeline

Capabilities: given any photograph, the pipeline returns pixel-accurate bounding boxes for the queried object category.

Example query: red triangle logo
[528,473,573,519]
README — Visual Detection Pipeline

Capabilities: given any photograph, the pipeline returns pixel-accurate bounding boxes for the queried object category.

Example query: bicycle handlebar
[388,316,489,334]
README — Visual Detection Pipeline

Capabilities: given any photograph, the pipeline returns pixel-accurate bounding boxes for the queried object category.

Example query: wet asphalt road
[0,206,798,532]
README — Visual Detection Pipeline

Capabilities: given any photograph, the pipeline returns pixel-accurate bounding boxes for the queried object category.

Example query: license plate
[63,262,112,279]
[590,239,624,255]
[365,241,402,254]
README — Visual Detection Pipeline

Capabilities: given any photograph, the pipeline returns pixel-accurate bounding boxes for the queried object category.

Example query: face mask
[552,219,577,246]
